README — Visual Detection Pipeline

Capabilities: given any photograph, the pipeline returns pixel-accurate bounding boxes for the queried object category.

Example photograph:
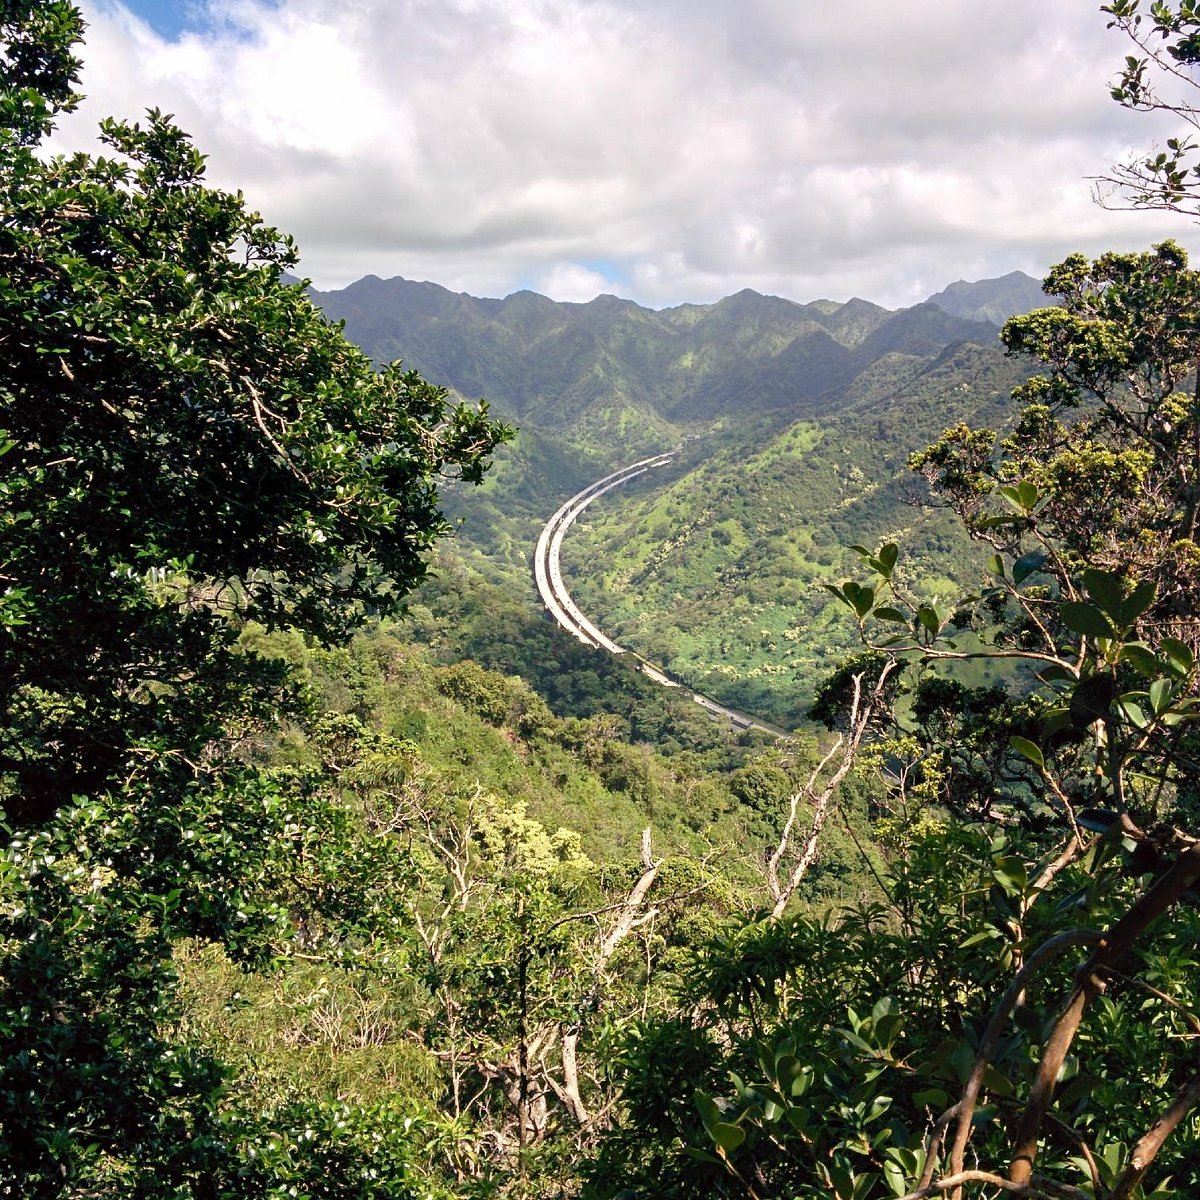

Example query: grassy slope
[563,341,1030,727]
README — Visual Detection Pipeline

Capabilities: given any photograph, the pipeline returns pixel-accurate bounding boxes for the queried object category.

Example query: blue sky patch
[102,1,280,42]
[110,1,199,40]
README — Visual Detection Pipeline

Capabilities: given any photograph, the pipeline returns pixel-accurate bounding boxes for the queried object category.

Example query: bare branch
[768,659,898,918]
[557,828,661,1129]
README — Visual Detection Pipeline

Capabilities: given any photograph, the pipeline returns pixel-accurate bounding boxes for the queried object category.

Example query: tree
[1099,0,1200,215]
[660,244,1200,1199]
[1,9,508,827]
[0,3,509,1190]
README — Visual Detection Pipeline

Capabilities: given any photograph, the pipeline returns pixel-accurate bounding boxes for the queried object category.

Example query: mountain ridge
[308,269,1038,444]
[311,268,1042,328]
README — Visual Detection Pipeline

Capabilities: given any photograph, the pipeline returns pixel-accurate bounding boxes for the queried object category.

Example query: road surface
[533,457,788,738]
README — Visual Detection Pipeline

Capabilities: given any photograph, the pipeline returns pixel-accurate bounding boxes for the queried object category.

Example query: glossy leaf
[710,1121,745,1153]
[1119,642,1163,678]
[1009,735,1045,768]
[1161,637,1196,678]
[916,606,941,634]
[1012,549,1047,584]
[1060,602,1117,640]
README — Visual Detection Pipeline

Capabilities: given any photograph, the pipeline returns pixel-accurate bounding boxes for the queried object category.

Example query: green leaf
[992,853,1028,895]
[971,1103,1000,1128]
[871,996,896,1022]
[1149,677,1174,715]
[1012,549,1047,584]
[1161,637,1195,678]
[882,1158,909,1198]
[847,583,875,618]
[1060,601,1116,640]
[1041,707,1071,737]
[981,1064,1015,1098]
[1009,735,1044,768]
[960,928,1002,948]
[711,1122,745,1153]
[841,1030,876,1055]
[1118,579,1156,625]
[977,513,1026,529]
[872,606,910,625]
[998,481,1039,513]
[1082,568,1127,620]
[829,581,876,618]
[693,1089,721,1130]
[1119,643,1162,678]
[785,1104,812,1131]
[774,1054,809,1097]
[916,606,941,635]
[1082,569,1156,627]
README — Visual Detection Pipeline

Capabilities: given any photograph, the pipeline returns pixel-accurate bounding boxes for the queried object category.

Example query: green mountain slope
[310,274,1041,724]
[565,340,1031,726]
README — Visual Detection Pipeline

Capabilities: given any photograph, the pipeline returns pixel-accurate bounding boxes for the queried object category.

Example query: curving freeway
[534,456,788,738]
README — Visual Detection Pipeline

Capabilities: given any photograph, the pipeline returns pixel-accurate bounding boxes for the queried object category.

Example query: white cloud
[51,0,1200,309]
[534,262,618,303]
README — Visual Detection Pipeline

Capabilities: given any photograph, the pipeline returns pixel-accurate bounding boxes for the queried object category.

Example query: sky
[46,0,1200,309]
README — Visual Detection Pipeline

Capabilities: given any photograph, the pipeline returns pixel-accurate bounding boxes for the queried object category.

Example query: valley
[313,274,1039,726]
[534,451,787,736]
[12,7,1200,1197]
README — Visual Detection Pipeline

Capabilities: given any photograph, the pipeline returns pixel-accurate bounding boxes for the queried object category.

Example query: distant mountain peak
[924,270,1047,326]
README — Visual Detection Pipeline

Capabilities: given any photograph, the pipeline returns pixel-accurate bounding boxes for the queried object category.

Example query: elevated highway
[533,456,788,738]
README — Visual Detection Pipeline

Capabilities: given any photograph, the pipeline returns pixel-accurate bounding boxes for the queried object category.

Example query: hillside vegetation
[315,275,1037,724]
[5,5,1200,1200]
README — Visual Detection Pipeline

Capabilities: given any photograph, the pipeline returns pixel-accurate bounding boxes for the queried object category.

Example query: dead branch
[560,827,661,1128]
[767,659,898,918]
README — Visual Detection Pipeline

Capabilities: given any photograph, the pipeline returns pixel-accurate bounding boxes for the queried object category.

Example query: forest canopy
[3,2,1200,1199]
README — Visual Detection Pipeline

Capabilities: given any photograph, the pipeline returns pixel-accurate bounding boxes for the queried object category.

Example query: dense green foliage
[588,826,1200,1199]
[0,5,509,1192]
[6,4,1200,1198]
[656,243,1200,1197]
